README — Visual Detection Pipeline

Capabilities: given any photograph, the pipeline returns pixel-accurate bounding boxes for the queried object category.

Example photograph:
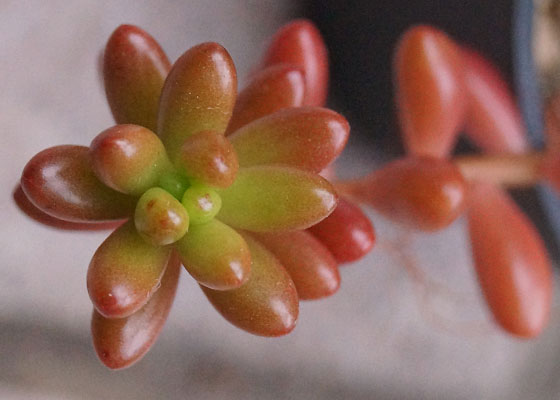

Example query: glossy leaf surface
[92,252,180,370]
[226,64,305,134]
[462,48,528,154]
[158,42,237,163]
[90,124,171,195]
[103,25,171,132]
[262,19,328,106]
[14,185,122,231]
[394,25,466,158]
[177,130,238,188]
[346,157,466,231]
[468,184,552,338]
[202,233,298,336]
[175,219,250,290]
[217,166,337,232]
[21,146,135,222]
[87,221,171,318]
[134,188,189,246]
[229,107,349,172]
[181,184,222,225]
[254,230,339,300]
[308,198,375,263]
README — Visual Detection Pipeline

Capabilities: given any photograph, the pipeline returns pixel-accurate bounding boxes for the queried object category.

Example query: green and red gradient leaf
[217,166,338,232]
[394,25,466,158]
[261,19,329,107]
[254,230,340,300]
[229,107,349,173]
[175,219,251,290]
[21,146,135,222]
[202,233,298,336]
[226,64,305,134]
[308,198,375,263]
[468,184,552,338]
[158,42,237,163]
[176,130,238,188]
[87,221,171,319]
[89,124,171,196]
[92,252,181,370]
[103,25,171,132]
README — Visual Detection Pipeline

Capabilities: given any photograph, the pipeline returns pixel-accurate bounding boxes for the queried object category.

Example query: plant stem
[454,152,545,188]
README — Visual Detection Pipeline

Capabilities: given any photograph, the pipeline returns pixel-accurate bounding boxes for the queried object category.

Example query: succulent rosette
[19,21,376,369]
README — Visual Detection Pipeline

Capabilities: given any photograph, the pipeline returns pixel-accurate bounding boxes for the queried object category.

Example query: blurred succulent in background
[19,21,375,369]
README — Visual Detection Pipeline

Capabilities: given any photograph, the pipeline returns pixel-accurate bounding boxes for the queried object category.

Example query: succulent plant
[19,21,375,369]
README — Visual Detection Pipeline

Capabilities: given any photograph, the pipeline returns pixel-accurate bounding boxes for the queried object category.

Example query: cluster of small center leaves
[89,124,230,249]
[130,137,229,246]
[134,169,222,247]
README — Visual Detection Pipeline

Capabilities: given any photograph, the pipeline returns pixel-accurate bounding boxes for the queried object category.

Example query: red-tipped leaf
[229,107,349,172]
[103,25,171,131]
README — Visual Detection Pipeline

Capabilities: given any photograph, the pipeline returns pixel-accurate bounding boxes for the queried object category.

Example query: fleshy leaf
[21,146,135,222]
[254,230,339,300]
[394,25,466,158]
[92,252,181,370]
[14,185,122,231]
[135,188,189,246]
[217,166,338,232]
[343,157,467,231]
[229,107,349,172]
[158,42,237,163]
[181,184,222,225]
[87,221,171,318]
[226,64,305,134]
[261,19,329,107]
[468,184,552,338]
[176,130,238,188]
[90,124,172,196]
[308,197,375,263]
[175,219,250,290]
[462,47,528,154]
[103,25,171,132]
[202,233,298,336]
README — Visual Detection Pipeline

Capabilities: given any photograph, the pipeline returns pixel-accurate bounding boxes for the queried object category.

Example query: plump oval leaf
[158,42,237,163]
[254,230,339,300]
[21,146,135,222]
[134,188,189,246]
[181,184,222,225]
[229,107,349,172]
[103,24,171,131]
[462,47,528,154]
[217,166,338,232]
[87,221,171,318]
[468,184,552,338]
[262,19,328,106]
[90,124,171,196]
[394,25,466,158]
[308,197,375,263]
[176,130,238,188]
[14,185,122,230]
[344,157,467,231]
[92,252,180,370]
[202,233,298,336]
[176,219,251,290]
[226,64,305,134]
